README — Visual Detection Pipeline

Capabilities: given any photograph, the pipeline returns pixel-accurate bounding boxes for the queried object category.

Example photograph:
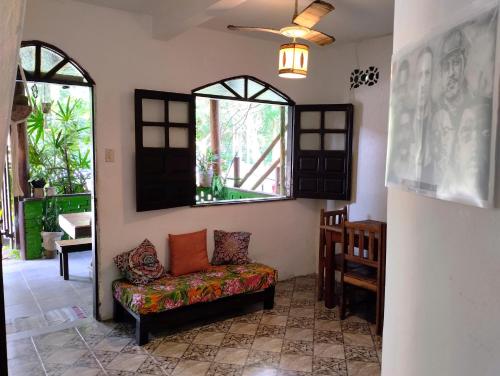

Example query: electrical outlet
[104,149,115,163]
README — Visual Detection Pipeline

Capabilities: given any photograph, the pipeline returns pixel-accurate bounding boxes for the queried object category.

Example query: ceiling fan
[227,0,335,46]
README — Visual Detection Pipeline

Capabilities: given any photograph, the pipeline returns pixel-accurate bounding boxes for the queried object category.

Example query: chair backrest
[320,206,348,227]
[342,221,385,268]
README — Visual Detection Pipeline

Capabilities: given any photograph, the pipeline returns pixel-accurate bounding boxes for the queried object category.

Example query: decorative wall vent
[350,66,379,89]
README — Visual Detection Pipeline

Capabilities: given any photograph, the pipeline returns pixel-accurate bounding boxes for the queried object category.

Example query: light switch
[104,149,115,163]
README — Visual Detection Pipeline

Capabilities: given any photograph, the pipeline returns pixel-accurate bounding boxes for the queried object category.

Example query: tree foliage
[27,95,92,194]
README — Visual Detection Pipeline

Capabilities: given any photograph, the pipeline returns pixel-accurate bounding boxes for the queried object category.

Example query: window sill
[192,196,295,208]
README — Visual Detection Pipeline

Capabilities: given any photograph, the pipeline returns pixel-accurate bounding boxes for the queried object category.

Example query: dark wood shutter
[293,104,354,199]
[135,89,195,211]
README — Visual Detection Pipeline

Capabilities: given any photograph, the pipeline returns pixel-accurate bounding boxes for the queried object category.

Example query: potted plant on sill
[196,149,216,188]
[41,197,63,259]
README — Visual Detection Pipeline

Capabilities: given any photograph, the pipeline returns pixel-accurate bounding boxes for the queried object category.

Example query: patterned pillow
[113,239,166,285]
[211,230,251,265]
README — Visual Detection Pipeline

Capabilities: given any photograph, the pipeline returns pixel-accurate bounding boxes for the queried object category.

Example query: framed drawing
[386,1,500,208]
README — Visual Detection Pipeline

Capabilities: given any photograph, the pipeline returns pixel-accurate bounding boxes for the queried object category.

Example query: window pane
[225,78,245,97]
[169,127,189,148]
[300,134,321,150]
[169,101,189,123]
[300,112,320,129]
[142,99,165,122]
[324,134,345,150]
[20,46,36,72]
[41,47,63,73]
[325,111,346,130]
[54,62,83,79]
[247,79,265,97]
[143,127,165,148]
[196,84,235,97]
[255,89,287,103]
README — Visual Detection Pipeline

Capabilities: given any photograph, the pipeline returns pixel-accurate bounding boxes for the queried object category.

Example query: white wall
[23,0,327,319]
[325,36,393,222]
[382,1,500,375]
[22,0,393,320]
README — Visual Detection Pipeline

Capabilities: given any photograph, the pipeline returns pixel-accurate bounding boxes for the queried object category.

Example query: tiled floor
[6,274,382,375]
[3,251,93,327]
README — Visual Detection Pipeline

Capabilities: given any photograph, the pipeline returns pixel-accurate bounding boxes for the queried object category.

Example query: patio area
[3,251,93,339]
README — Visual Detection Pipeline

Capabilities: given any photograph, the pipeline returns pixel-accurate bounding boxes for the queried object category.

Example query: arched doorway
[1,40,99,350]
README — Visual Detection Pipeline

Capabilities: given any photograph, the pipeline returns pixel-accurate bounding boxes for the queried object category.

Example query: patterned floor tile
[207,362,244,376]
[246,350,281,368]
[222,333,255,349]
[314,330,343,344]
[341,321,371,335]
[182,344,219,362]
[287,317,314,329]
[256,325,286,338]
[17,274,382,376]
[344,346,379,362]
[282,340,313,355]
[312,357,347,376]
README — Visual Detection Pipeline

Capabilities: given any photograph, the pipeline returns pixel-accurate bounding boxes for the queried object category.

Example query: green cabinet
[20,194,91,260]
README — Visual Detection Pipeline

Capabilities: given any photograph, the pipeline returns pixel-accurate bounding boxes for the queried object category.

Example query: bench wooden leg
[63,252,69,280]
[113,298,126,322]
[135,318,149,346]
[263,285,275,310]
[59,253,63,277]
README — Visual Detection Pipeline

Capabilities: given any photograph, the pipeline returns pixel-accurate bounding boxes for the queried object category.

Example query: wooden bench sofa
[112,263,277,345]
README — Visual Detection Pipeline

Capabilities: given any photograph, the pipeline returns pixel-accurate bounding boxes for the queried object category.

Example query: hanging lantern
[278,43,309,79]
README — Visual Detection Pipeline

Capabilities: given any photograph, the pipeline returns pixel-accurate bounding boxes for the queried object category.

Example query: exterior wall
[382,1,500,375]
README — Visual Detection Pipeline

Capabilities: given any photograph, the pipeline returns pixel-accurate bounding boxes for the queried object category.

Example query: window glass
[247,79,266,97]
[325,111,346,129]
[300,112,321,129]
[143,127,165,148]
[300,134,321,150]
[225,78,245,97]
[255,89,288,103]
[142,99,164,122]
[324,134,346,151]
[195,84,235,97]
[41,48,63,73]
[20,46,36,72]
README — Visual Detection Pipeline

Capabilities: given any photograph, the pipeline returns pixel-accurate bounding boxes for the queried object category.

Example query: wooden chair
[317,207,348,307]
[339,220,386,335]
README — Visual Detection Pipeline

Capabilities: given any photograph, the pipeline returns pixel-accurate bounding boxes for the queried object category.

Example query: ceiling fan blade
[227,25,282,35]
[293,0,335,29]
[301,29,335,46]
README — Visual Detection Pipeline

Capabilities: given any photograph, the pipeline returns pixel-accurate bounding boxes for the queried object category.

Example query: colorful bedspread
[112,263,277,315]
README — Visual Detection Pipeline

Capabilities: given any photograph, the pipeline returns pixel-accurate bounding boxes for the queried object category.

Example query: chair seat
[112,263,277,315]
[344,271,377,292]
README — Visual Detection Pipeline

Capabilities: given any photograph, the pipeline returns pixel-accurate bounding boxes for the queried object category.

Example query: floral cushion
[113,239,166,285]
[211,230,251,265]
[112,263,277,315]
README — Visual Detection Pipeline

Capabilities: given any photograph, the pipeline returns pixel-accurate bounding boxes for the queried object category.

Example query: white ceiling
[74,0,394,44]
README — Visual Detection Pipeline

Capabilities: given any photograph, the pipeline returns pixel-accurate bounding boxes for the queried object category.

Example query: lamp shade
[278,43,309,79]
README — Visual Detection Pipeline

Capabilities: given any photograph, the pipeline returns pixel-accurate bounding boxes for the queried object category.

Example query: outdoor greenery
[196,98,286,193]
[41,196,60,233]
[27,94,92,194]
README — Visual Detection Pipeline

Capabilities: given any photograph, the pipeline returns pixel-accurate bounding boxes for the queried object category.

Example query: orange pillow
[168,229,210,276]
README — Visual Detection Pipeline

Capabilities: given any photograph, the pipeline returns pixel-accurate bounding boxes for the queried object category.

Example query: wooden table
[321,219,386,308]
[57,212,92,280]
[58,212,91,239]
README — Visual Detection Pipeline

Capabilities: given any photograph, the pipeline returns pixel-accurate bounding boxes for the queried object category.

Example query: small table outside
[58,212,91,239]
[57,212,92,280]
